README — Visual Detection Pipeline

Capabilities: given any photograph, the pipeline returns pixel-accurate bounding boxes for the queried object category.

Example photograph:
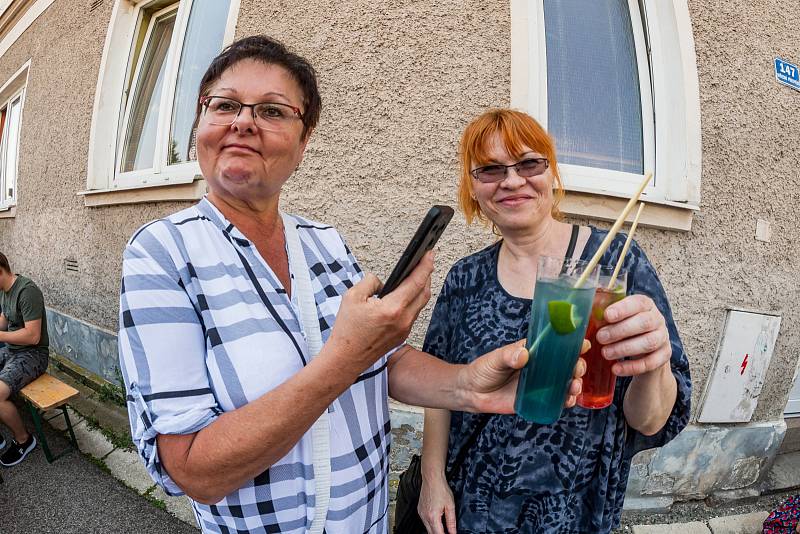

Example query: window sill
[78,177,207,207]
[0,205,15,218]
[561,188,697,232]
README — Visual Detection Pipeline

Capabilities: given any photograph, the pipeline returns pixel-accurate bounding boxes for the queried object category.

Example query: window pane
[120,11,177,173]
[4,97,21,201]
[544,0,644,174]
[168,0,231,165]
[0,107,6,201]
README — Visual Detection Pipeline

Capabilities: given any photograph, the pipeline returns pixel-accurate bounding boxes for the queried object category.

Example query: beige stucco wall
[678,0,800,420]
[0,0,798,423]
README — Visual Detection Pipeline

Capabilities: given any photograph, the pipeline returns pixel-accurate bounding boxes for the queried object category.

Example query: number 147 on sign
[775,57,800,91]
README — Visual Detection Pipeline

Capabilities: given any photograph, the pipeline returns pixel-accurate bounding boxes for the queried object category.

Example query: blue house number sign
[775,57,800,91]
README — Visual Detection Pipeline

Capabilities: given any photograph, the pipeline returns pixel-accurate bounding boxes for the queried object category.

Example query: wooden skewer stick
[573,172,652,288]
[607,202,645,290]
[528,174,652,357]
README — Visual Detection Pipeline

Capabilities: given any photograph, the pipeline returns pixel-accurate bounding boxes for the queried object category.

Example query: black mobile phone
[377,205,454,298]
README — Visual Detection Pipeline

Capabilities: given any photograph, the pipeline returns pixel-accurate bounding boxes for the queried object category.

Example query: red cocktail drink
[577,276,626,409]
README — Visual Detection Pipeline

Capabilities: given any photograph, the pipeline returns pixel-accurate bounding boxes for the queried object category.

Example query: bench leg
[27,401,54,463]
[61,405,79,452]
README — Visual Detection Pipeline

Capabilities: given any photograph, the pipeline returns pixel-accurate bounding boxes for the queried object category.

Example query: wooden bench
[20,373,80,463]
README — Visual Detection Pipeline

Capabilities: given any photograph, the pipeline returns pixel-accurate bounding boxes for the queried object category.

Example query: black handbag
[393,415,491,534]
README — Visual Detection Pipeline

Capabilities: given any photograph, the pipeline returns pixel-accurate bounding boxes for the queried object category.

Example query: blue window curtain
[544,0,645,174]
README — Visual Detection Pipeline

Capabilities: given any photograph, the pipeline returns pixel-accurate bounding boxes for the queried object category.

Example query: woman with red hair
[417,109,691,533]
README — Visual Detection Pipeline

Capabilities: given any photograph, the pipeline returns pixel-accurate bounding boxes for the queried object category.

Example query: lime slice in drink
[548,300,581,334]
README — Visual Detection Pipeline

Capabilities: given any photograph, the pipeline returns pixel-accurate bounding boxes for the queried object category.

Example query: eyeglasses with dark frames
[471,157,550,183]
[200,96,304,130]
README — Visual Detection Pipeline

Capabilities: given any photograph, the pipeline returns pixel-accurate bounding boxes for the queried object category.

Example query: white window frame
[511,0,702,209]
[786,365,800,417]
[116,3,183,186]
[0,61,29,211]
[86,0,240,192]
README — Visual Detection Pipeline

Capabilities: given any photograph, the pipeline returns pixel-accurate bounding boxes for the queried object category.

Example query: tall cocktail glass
[514,256,598,424]
[577,267,628,409]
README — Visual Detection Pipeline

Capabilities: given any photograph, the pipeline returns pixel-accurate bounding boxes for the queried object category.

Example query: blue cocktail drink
[514,257,598,424]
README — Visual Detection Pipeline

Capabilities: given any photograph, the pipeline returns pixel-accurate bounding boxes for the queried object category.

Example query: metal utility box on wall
[698,309,782,423]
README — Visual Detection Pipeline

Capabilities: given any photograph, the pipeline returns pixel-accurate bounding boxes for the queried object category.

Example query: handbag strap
[282,212,331,534]
[446,414,491,480]
[565,224,579,259]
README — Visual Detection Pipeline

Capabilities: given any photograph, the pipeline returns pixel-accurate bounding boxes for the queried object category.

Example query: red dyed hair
[458,109,564,225]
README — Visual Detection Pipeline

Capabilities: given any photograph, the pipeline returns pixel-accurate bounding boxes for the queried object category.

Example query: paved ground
[617,491,794,531]
[0,402,197,533]
[616,511,772,533]
[3,367,797,533]
[614,450,800,533]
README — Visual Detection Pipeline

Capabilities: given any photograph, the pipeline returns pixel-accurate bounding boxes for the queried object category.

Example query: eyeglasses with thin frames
[200,96,304,131]
[471,158,550,184]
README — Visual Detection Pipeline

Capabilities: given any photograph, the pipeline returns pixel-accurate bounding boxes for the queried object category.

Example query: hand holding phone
[377,205,454,298]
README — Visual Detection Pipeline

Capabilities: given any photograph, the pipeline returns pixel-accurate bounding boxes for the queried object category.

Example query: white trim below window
[78,175,206,207]
[561,190,696,232]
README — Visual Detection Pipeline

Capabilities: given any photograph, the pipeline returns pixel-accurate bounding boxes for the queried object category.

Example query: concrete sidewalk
[46,404,198,528]
[74,409,788,534]
[626,511,769,533]
[12,365,795,534]
[619,449,800,533]
[0,403,198,533]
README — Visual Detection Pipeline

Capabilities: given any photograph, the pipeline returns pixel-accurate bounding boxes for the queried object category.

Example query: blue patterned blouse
[422,226,691,534]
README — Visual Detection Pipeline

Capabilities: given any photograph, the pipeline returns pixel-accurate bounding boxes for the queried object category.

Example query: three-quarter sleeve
[118,222,221,495]
[621,240,692,457]
[422,268,456,362]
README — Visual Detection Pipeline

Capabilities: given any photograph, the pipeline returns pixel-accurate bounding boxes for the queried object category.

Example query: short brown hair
[458,109,564,225]
[194,35,321,140]
[0,252,9,274]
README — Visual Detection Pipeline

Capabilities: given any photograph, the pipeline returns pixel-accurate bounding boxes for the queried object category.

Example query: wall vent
[64,259,79,273]
[89,0,103,12]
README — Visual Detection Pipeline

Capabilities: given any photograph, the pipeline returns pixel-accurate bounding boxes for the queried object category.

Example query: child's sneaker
[0,435,37,466]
